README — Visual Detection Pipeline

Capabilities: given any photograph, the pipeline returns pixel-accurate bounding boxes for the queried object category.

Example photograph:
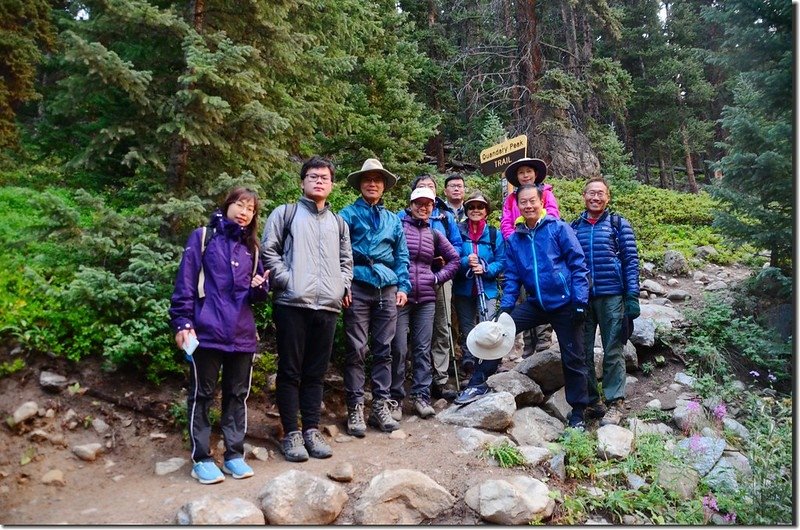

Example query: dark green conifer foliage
[705,0,792,272]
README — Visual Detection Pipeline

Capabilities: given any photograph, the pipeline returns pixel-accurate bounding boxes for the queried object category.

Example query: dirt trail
[0,263,751,524]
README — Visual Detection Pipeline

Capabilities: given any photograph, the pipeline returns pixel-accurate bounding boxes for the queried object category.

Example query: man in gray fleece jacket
[261,155,353,462]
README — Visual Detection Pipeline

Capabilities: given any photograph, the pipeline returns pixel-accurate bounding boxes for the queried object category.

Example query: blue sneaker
[191,461,224,484]
[454,384,490,405]
[222,457,254,479]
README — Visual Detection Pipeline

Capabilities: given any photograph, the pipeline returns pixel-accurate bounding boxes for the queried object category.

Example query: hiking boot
[600,400,625,426]
[368,399,399,432]
[303,428,333,459]
[222,457,254,479]
[586,400,607,420]
[346,403,367,438]
[454,384,490,405]
[431,383,457,401]
[191,461,224,484]
[389,400,403,422]
[412,397,435,419]
[281,430,309,462]
[568,410,586,431]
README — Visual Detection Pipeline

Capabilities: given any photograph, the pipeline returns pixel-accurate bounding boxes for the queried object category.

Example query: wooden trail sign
[479,135,527,176]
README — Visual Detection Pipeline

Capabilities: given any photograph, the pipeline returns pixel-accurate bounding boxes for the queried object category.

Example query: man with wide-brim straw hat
[346,158,398,191]
[500,156,562,361]
[453,313,516,404]
[339,157,410,437]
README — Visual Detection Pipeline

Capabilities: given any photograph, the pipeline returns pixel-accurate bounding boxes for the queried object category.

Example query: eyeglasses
[584,190,607,198]
[446,183,464,189]
[411,201,433,208]
[305,173,331,183]
[467,204,486,211]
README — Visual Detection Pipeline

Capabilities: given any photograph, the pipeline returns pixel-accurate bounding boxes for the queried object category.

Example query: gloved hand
[572,303,588,324]
[624,293,641,319]
[494,306,514,321]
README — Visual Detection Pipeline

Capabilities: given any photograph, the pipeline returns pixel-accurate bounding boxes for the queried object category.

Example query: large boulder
[596,425,634,460]
[657,462,700,500]
[353,469,454,524]
[464,476,556,524]
[176,495,264,525]
[675,436,726,477]
[258,470,347,525]
[662,250,689,275]
[515,349,564,393]
[486,371,544,407]
[436,392,516,432]
[509,407,564,446]
[454,427,514,454]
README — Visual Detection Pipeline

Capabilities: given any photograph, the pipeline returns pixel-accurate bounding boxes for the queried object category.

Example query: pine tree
[705,0,792,271]
[0,0,56,149]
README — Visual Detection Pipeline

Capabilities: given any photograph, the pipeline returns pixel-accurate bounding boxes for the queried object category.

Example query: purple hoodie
[169,212,269,353]
[401,213,459,304]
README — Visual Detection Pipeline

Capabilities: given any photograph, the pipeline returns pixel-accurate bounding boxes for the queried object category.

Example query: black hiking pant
[187,347,254,463]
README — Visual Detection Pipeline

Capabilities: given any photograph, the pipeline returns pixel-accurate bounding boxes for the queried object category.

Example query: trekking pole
[475,273,489,323]
[442,282,460,392]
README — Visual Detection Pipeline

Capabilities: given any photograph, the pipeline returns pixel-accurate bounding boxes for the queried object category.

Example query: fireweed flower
[713,403,727,420]
[702,494,718,511]
[723,512,736,523]
[749,370,760,378]
[686,400,701,413]
[689,434,705,453]
[768,373,777,382]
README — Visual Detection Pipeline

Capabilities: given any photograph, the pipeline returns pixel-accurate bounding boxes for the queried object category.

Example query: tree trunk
[560,0,578,76]
[167,0,205,193]
[516,0,542,131]
[503,0,523,130]
[681,124,699,193]
[658,147,667,188]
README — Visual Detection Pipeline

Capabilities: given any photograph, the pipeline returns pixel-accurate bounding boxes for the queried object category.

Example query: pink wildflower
[723,512,736,523]
[686,400,701,413]
[702,494,718,511]
[689,434,705,453]
[713,403,727,420]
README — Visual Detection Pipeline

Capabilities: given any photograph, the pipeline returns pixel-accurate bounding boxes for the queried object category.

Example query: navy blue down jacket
[501,215,589,311]
[571,210,640,297]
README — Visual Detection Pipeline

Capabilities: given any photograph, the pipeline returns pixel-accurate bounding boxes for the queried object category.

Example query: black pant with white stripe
[187,347,254,463]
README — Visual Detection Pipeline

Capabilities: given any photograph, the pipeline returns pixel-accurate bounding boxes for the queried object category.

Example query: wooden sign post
[479,135,528,176]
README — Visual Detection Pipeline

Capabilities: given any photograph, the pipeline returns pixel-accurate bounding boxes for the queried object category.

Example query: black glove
[572,303,588,324]
[494,306,514,321]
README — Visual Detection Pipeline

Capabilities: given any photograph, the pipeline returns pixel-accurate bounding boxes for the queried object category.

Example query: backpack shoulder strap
[278,203,298,254]
[197,225,213,298]
[489,225,497,253]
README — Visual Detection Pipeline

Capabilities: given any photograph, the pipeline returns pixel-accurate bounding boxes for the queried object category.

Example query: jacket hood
[209,210,247,240]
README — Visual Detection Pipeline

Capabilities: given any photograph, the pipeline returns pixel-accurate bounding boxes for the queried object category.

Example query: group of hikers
[168,155,641,485]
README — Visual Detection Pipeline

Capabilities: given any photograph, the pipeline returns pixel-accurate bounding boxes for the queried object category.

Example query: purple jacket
[401,213,459,304]
[169,213,269,353]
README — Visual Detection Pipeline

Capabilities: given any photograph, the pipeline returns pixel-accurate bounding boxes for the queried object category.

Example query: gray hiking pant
[343,282,398,407]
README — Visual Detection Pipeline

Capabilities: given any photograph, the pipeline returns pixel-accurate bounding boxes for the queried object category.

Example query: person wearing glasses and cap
[339,158,411,437]
[389,187,460,420]
[451,191,505,387]
[400,174,463,401]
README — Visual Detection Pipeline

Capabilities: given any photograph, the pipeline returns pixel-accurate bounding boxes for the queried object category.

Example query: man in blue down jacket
[571,176,640,426]
[340,158,411,436]
[499,184,592,429]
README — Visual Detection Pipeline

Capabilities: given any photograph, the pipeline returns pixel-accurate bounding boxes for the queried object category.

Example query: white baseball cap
[410,187,436,203]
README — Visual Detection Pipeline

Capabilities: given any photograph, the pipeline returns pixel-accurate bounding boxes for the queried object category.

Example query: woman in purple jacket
[389,187,459,420]
[169,187,269,484]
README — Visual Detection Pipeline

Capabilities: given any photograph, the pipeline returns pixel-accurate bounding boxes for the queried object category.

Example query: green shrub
[481,441,526,468]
